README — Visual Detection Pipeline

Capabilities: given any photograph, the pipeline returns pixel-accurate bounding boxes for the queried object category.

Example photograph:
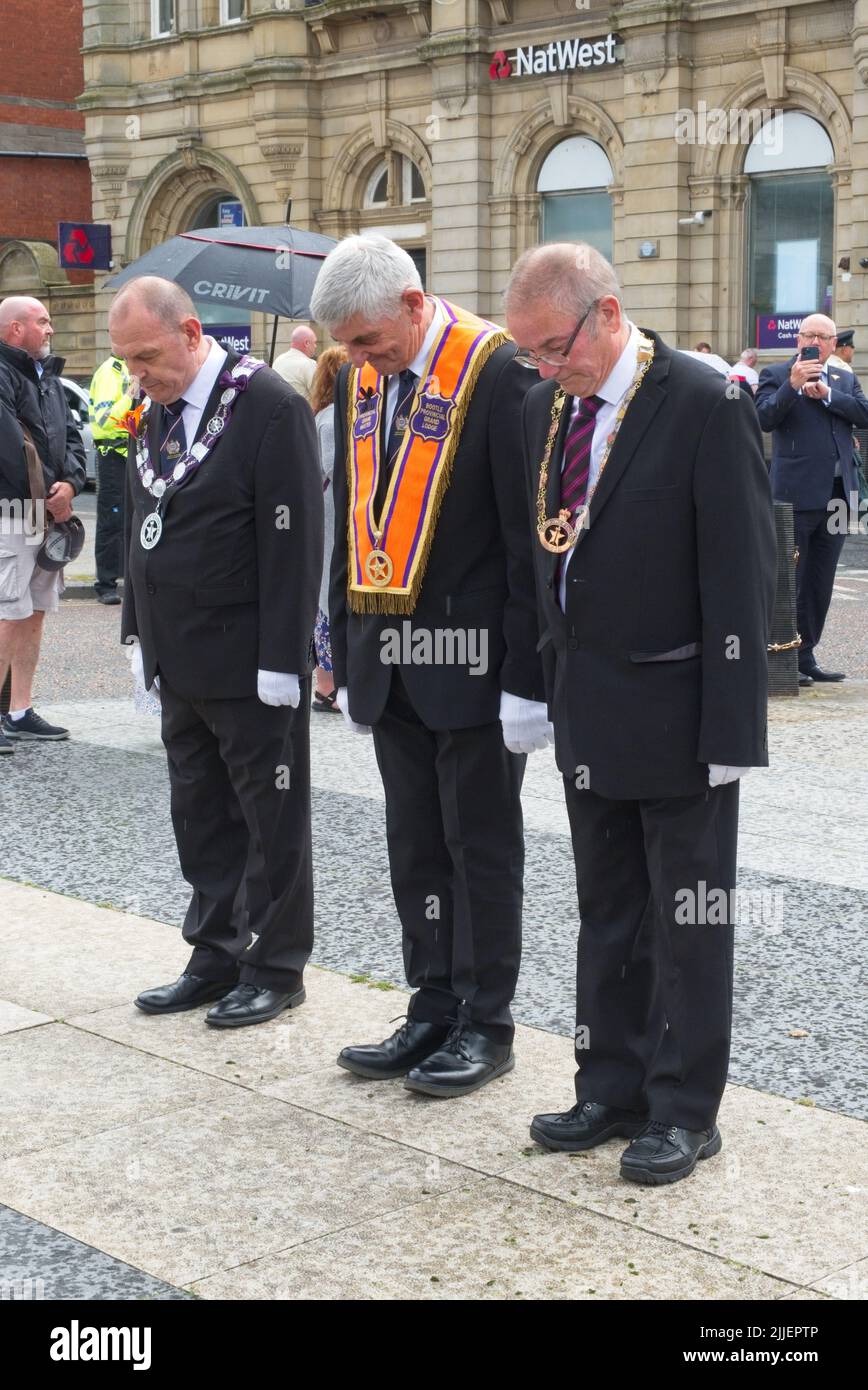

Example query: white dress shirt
[559,320,641,608]
[384,297,446,438]
[177,337,228,446]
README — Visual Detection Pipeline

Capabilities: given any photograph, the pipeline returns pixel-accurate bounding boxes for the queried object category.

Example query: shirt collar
[593,320,640,407]
[405,297,445,381]
[182,337,228,410]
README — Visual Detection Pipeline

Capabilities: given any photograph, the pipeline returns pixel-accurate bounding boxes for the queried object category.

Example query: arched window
[537,136,613,259]
[746,112,835,333]
[363,155,427,210]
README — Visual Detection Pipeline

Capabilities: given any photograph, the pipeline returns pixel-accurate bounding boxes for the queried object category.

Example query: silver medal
[140,512,163,549]
[172,461,186,482]
[220,388,237,406]
[152,478,166,498]
[142,468,154,488]
[191,442,208,461]
[207,416,225,436]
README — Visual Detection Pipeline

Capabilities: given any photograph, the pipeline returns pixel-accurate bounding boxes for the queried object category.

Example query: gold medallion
[538,509,577,554]
[364,549,393,587]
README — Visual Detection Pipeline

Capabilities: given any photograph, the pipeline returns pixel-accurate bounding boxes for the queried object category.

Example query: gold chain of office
[536,333,655,554]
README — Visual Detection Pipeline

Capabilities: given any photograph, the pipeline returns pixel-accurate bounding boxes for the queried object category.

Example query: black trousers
[371,671,526,1044]
[94,444,126,594]
[563,778,740,1130]
[794,477,847,666]
[159,676,313,989]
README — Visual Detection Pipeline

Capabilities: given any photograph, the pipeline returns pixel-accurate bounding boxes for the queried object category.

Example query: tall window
[746,112,835,332]
[220,0,245,22]
[151,0,174,36]
[537,136,614,260]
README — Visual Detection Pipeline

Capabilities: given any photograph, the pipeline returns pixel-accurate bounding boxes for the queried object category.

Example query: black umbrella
[104,223,337,362]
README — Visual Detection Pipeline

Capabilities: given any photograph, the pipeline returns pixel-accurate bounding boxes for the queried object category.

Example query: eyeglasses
[514,299,599,369]
[798,331,836,343]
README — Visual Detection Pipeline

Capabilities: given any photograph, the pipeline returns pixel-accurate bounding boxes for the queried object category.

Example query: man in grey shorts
[0,297,86,753]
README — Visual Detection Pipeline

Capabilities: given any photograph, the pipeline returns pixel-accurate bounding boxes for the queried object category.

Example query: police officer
[89,353,133,604]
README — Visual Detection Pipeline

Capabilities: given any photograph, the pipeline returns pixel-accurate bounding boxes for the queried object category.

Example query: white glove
[257,670,300,707]
[126,638,159,692]
[708,764,751,787]
[499,690,554,755]
[335,686,372,735]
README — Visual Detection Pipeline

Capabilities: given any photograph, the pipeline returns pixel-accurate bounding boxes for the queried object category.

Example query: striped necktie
[560,394,604,522]
[159,398,187,477]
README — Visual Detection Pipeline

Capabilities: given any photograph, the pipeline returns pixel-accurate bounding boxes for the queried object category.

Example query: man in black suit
[110,276,323,1027]
[310,235,547,1097]
[756,313,868,684]
[505,243,775,1185]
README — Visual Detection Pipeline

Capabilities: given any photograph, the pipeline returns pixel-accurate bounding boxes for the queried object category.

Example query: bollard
[768,501,799,697]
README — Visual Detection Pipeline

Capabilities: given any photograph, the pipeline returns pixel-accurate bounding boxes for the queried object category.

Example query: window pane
[156,0,173,33]
[410,162,426,201]
[748,174,834,326]
[372,170,388,204]
[227,0,245,19]
[406,248,427,289]
[542,191,612,261]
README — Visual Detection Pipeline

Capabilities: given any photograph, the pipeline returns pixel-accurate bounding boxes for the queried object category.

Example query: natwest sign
[490,33,621,80]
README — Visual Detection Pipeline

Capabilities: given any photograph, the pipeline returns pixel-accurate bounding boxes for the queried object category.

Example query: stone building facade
[80,0,868,369]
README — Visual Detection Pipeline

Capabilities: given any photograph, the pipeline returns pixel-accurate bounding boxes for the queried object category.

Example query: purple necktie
[560,394,603,522]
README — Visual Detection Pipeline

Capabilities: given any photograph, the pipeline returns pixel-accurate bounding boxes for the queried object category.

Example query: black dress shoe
[531,1100,647,1153]
[403,1027,514,1098]
[205,982,306,1028]
[800,664,845,683]
[620,1121,722,1185]
[798,673,814,687]
[97,591,122,606]
[337,1018,451,1079]
[134,972,236,1015]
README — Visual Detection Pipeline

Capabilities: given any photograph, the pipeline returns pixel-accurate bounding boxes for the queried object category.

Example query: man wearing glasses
[756,313,868,684]
[504,242,775,1185]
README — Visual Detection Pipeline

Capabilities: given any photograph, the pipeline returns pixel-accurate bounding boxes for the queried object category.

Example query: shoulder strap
[19,422,46,535]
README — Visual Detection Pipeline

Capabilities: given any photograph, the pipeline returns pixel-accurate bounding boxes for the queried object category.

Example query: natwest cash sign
[490,33,621,80]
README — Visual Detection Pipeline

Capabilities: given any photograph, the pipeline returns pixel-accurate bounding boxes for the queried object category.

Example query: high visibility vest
[89,356,133,443]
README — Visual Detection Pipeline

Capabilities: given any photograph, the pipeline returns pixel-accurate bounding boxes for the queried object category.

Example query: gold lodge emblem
[364,548,394,587]
[538,509,578,554]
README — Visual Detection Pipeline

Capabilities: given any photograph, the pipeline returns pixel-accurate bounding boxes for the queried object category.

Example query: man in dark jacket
[0,297,86,753]
[112,276,323,1029]
[756,313,868,683]
[311,235,548,1098]
[505,243,775,1185]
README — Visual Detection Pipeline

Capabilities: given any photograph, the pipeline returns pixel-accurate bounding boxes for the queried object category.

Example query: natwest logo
[489,32,621,80]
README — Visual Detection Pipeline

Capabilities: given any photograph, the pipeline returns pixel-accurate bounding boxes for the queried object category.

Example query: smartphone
[800,345,820,361]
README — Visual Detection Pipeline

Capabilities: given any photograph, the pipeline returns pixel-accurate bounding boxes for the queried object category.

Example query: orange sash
[346,298,508,613]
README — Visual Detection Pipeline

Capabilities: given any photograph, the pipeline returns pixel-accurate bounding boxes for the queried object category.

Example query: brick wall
[0,0,86,117]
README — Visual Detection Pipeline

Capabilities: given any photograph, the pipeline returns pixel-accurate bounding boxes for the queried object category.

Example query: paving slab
[188,1177,794,1302]
[0,1091,485,1288]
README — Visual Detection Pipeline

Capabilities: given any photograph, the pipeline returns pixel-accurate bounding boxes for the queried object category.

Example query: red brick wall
[0,0,92,278]
[0,0,85,118]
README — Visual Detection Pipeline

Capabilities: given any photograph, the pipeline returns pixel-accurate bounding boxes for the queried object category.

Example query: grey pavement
[1,541,867,1300]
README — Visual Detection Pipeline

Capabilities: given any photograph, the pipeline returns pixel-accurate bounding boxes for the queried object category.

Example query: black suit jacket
[121,352,323,700]
[755,357,868,509]
[329,343,544,729]
[523,331,776,799]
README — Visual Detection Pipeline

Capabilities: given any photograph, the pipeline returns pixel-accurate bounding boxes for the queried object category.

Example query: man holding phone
[756,313,868,684]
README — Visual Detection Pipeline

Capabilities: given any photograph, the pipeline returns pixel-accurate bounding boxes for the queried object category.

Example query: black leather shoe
[531,1100,647,1153]
[620,1121,722,1185]
[337,1018,451,1079]
[800,664,845,683]
[97,591,122,606]
[798,672,813,687]
[205,982,306,1028]
[134,972,236,1015]
[403,1027,514,1098]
